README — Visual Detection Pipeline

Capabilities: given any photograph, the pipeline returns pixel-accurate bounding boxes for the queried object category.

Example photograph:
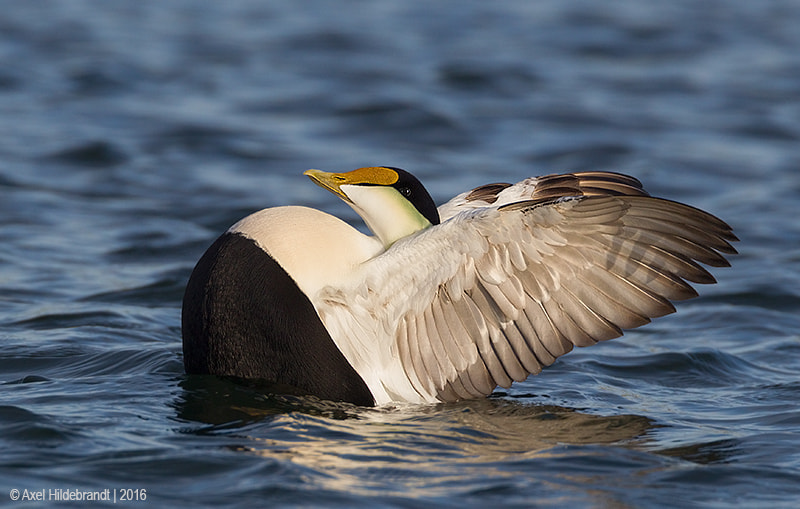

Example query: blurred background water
[1,0,799,507]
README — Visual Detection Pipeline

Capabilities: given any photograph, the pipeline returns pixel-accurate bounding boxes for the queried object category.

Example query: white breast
[229,206,383,298]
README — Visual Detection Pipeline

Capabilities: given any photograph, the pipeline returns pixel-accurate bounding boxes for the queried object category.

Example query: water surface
[2,1,799,507]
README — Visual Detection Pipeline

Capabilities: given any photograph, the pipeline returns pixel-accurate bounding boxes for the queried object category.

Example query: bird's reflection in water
[174,376,655,480]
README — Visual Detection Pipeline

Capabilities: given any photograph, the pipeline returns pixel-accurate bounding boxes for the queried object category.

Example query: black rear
[182,232,375,406]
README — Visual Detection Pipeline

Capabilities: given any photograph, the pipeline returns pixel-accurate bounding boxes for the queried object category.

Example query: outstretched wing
[315,172,737,403]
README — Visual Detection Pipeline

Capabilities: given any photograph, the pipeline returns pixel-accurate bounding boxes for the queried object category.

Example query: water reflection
[174,376,365,428]
[657,438,741,465]
[173,376,655,497]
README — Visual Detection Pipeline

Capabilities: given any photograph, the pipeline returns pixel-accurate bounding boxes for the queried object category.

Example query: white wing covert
[314,172,737,404]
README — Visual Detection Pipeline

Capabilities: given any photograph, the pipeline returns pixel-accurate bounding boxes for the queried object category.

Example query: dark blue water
[2,1,799,507]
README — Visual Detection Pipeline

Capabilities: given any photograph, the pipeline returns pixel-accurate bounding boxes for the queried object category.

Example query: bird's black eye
[399,186,412,198]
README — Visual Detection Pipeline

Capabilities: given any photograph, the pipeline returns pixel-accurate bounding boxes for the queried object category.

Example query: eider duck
[182,167,736,406]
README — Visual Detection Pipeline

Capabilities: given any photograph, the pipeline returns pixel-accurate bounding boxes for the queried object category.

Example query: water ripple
[2,1,799,507]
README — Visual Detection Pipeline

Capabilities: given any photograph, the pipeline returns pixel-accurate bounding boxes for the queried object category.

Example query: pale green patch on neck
[341,185,432,247]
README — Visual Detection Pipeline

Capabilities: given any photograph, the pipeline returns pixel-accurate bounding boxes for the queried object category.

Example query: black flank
[182,232,375,406]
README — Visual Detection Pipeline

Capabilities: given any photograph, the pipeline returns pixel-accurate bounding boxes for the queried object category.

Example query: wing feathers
[421,306,453,391]
[521,299,571,363]
[531,171,650,199]
[314,172,735,404]
[424,192,733,401]
[528,299,577,358]
[489,324,526,384]
[579,267,676,319]
[446,291,509,393]
[405,315,436,396]
[501,321,543,375]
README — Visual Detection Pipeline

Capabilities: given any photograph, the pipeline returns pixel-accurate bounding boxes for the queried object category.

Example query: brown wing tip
[533,171,651,199]
[465,183,512,204]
